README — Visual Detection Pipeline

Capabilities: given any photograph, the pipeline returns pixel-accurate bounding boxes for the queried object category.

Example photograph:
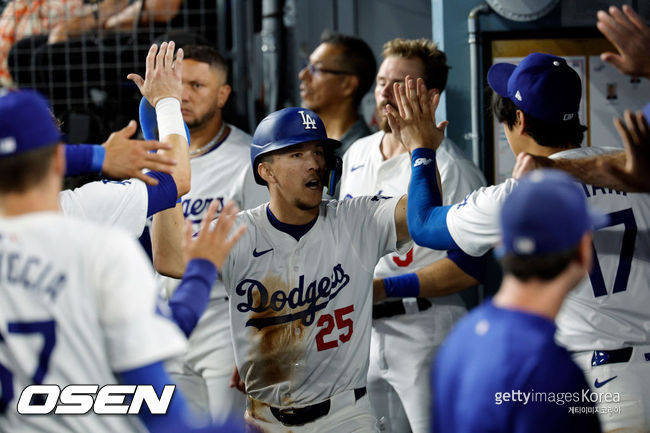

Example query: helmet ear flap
[326,155,343,196]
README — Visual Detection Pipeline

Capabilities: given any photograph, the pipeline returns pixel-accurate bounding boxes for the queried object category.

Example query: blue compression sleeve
[169,259,217,337]
[407,148,458,250]
[447,249,487,283]
[139,97,191,145]
[119,362,245,432]
[383,273,420,298]
[118,361,190,431]
[64,144,105,176]
[145,171,178,217]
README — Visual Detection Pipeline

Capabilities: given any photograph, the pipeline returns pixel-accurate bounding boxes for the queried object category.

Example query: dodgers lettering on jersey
[236,264,350,329]
[222,197,411,407]
[182,196,225,226]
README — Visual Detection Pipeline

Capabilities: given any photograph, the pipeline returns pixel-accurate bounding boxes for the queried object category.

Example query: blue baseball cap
[0,90,61,157]
[251,107,341,185]
[497,169,609,257]
[488,53,581,124]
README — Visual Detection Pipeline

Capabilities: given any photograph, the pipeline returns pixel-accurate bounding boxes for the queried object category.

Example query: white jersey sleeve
[445,178,517,257]
[95,227,187,371]
[59,179,148,238]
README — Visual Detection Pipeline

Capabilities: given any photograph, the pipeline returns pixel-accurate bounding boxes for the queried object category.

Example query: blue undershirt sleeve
[447,249,487,283]
[168,259,217,337]
[145,171,178,217]
[64,144,105,176]
[118,361,245,432]
[407,148,458,250]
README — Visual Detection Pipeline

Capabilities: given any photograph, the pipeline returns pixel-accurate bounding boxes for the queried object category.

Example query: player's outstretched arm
[373,250,485,302]
[64,121,176,184]
[512,109,650,192]
[128,41,191,197]
[597,5,650,79]
[167,201,246,336]
[101,120,178,184]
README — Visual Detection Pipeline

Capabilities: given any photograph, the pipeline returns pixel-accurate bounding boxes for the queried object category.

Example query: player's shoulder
[225,123,253,146]
[343,130,383,160]
[550,146,620,160]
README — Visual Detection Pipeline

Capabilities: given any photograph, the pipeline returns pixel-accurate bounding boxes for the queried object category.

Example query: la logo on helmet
[298,110,317,130]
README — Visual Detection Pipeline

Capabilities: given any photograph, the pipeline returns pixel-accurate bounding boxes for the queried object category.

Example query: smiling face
[374,56,426,132]
[259,141,327,211]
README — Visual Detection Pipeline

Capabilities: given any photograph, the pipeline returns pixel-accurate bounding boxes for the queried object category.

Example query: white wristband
[155,97,185,140]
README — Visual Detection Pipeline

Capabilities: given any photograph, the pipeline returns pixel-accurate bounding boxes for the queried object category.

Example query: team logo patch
[298,110,317,130]
[235,264,350,329]
[413,157,432,167]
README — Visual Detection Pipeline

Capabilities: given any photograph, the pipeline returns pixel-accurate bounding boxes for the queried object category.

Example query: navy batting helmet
[251,107,342,193]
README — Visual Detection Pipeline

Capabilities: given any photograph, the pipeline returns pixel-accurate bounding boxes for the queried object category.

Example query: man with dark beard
[339,38,486,433]
[154,44,268,424]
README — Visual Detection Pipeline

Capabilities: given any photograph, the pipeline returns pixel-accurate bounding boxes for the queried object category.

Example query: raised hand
[604,109,650,192]
[127,42,184,107]
[385,76,448,153]
[101,120,176,185]
[597,5,650,79]
[182,201,247,271]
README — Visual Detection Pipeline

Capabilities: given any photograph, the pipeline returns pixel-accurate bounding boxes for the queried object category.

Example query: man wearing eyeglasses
[299,31,376,162]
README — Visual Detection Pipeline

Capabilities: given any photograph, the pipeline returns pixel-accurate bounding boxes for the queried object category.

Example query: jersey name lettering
[235,264,350,330]
[0,251,67,301]
[581,183,627,198]
[298,110,317,130]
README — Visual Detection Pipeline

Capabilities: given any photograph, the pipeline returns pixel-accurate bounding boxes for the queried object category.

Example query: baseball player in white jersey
[394,54,650,431]
[152,45,268,422]
[57,41,192,240]
[0,88,248,432]
[220,106,414,432]
[338,37,486,433]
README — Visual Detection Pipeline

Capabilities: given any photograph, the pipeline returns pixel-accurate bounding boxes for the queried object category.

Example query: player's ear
[340,75,359,99]
[53,143,66,177]
[217,83,232,108]
[515,110,526,134]
[258,161,275,185]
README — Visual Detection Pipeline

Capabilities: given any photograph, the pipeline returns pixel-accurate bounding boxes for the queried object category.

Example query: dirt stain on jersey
[245,273,306,406]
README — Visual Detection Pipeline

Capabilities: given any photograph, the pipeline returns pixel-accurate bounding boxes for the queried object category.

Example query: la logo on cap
[298,110,317,130]
[0,137,16,154]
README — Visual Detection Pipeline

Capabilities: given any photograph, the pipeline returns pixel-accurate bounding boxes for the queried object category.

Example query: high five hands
[385,76,448,153]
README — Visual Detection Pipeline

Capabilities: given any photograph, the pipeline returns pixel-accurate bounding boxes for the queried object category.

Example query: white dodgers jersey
[222,197,411,407]
[161,125,268,299]
[445,178,517,257]
[59,178,148,238]
[552,147,650,350]
[0,212,186,433]
[340,131,486,280]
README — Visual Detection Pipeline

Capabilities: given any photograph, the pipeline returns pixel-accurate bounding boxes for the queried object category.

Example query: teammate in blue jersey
[433,169,603,433]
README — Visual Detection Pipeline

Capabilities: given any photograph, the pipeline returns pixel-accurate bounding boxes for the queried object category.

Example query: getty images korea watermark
[495,389,622,414]
[16,384,175,415]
